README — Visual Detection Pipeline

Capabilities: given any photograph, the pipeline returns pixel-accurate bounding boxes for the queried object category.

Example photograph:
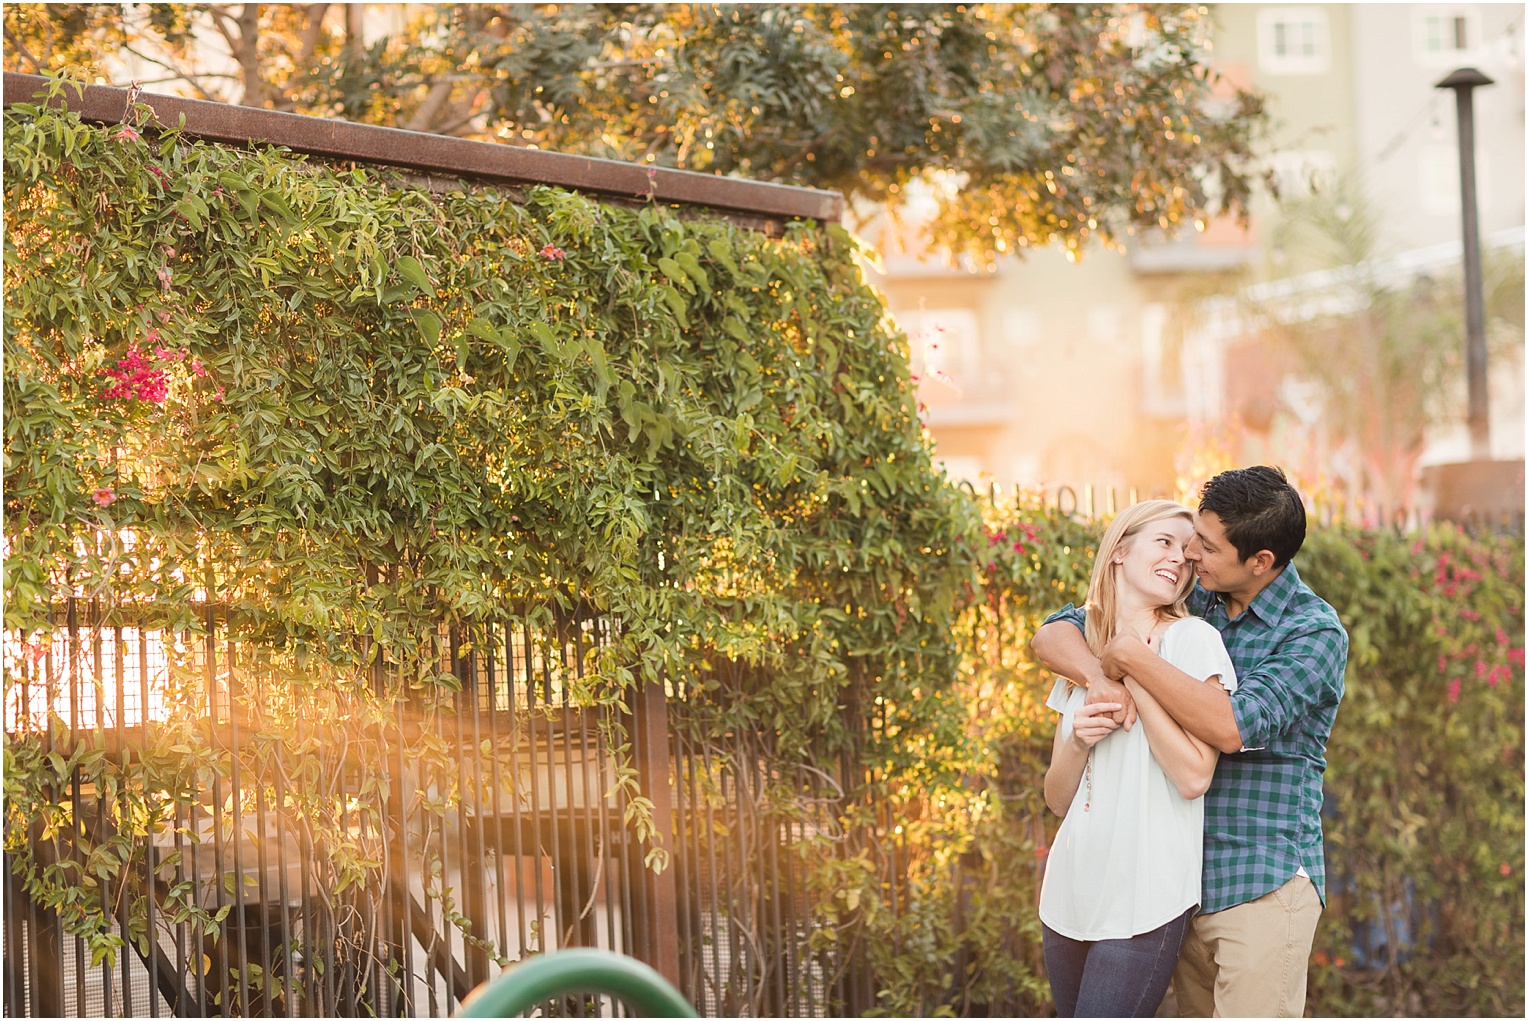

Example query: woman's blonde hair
[1083,499,1197,656]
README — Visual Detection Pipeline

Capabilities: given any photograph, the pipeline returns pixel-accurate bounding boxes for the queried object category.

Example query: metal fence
[2,596,882,1018]
[969,477,1525,533]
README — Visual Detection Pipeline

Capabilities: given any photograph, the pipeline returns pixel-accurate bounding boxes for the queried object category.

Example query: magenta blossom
[99,345,170,404]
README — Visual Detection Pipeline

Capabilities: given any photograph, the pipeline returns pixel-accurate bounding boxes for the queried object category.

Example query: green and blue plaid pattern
[1046,561,1349,914]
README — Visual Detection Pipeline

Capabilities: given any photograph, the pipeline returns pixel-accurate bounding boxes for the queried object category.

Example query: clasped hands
[1080,632,1153,730]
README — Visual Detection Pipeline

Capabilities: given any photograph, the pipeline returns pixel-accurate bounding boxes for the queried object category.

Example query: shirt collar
[1200,560,1303,626]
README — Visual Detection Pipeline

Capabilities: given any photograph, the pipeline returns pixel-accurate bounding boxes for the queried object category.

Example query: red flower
[92,487,117,507]
[539,244,566,261]
[99,344,170,403]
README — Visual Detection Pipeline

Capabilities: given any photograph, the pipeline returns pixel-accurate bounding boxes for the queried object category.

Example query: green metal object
[455,949,699,1018]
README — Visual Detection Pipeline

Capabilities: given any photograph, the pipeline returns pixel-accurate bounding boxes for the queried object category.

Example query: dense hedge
[929,506,1525,1018]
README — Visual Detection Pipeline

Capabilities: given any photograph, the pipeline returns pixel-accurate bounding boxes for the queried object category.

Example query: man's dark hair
[1198,465,1307,567]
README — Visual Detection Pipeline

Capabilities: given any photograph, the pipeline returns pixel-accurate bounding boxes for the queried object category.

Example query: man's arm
[1032,618,1138,729]
[1100,634,1241,753]
[1214,625,1348,749]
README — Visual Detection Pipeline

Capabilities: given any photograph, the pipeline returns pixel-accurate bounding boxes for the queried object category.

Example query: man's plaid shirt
[1047,561,1349,914]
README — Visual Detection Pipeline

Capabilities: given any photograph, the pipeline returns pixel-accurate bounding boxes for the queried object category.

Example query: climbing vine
[3,79,982,992]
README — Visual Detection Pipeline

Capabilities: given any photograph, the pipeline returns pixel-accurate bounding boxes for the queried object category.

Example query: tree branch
[115,43,227,102]
[2,24,46,74]
[399,78,449,132]
[235,4,264,108]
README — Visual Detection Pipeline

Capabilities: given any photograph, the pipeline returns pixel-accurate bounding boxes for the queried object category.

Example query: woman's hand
[1070,701,1123,749]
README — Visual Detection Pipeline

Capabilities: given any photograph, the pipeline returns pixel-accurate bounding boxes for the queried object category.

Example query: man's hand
[1032,618,1138,728]
[1083,674,1137,730]
[1101,633,1151,682]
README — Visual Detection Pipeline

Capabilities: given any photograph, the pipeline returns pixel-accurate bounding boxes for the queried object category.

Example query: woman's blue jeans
[1042,907,1194,1018]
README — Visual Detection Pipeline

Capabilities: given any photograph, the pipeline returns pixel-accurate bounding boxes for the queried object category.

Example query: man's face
[1186,510,1256,594]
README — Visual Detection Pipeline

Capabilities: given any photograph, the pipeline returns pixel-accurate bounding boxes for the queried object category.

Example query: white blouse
[1038,616,1237,941]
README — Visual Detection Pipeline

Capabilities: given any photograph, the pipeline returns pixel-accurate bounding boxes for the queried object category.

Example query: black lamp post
[1434,66,1495,459]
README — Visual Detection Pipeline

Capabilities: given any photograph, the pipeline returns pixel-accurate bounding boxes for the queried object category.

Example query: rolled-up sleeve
[1231,624,1349,749]
[1044,603,1087,633]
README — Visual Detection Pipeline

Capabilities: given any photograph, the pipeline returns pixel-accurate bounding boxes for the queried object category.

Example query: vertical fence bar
[225,634,251,1017]
[4,863,29,1016]
[64,596,83,1017]
[392,667,418,1017]
[454,628,489,996]
[514,623,537,963]
[631,675,681,989]
[113,623,133,1015]
[484,623,511,972]
[138,627,161,1019]
[93,610,114,1020]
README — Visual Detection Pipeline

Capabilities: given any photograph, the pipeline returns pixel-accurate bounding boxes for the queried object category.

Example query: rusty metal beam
[3,72,843,227]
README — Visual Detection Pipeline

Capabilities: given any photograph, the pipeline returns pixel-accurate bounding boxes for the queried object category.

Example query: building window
[1415,6,1482,63]
[1257,8,1330,75]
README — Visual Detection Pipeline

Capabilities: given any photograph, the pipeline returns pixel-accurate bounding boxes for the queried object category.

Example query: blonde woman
[1037,500,1236,1017]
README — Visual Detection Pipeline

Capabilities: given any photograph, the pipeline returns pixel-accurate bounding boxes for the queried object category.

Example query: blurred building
[867,3,1526,513]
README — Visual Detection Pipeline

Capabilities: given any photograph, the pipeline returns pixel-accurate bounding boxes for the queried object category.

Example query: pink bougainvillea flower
[212,387,226,402]
[99,344,170,403]
[25,640,48,665]
[192,358,208,377]
[157,265,173,290]
[92,487,118,507]
[1447,679,1462,703]
[539,244,566,261]
[112,125,140,142]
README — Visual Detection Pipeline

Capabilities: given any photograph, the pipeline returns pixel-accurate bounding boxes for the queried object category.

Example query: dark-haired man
[1031,465,1349,1018]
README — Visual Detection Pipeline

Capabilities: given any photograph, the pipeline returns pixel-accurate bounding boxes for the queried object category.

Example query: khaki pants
[1172,875,1323,1018]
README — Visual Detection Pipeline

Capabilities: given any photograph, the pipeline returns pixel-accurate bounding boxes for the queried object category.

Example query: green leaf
[656,257,694,294]
[466,317,499,343]
[394,255,434,296]
[411,310,441,346]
